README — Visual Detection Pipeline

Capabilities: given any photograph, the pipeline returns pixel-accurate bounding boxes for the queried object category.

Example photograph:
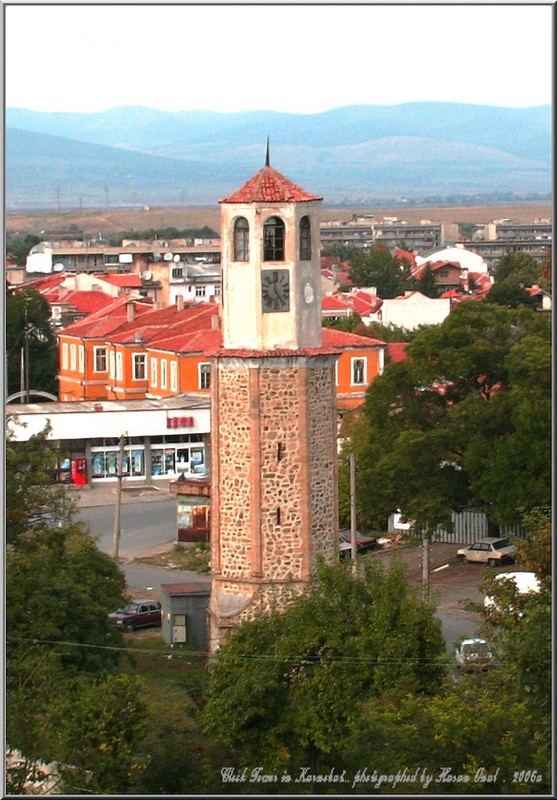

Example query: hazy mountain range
[6,103,551,209]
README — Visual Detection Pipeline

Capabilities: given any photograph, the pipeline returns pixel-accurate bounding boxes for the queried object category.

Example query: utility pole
[349,453,358,567]
[19,346,25,404]
[24,316,30,404]
[111,434,126,560]
[422,531,430,599]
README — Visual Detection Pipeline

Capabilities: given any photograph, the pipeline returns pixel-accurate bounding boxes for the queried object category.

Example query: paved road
[77,497,207,596]
[79,503,484,644]
[78,497,176,558]
[123,562,210,597]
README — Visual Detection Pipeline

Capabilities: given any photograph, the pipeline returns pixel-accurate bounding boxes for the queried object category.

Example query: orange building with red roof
[57,295,153,401]
[56,293,384,408]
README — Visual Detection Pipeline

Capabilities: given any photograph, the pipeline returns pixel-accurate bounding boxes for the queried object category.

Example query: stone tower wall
[210,355,338,633]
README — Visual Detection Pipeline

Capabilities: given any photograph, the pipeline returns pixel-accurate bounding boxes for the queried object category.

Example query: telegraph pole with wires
[349,453,358,569]
[111,434,127,560]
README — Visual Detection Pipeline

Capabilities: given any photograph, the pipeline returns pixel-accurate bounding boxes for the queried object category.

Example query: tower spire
[265,136,270,167]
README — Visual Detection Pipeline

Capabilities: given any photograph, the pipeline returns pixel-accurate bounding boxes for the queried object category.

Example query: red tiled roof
[208,347,341,358]
[344,290,382,315]
[320,256,352,272]
[220,165,322,204]
[148,328,222,354]
[19,274,65,292]
[53,290,114,313]
[412,260,463,279]
[59,295,152,337]
[386,342,409,363]
[107,303,219,344]
[142,325,384,356]
[394,248,417,267]
[99,273,142,288]
[322,294,351,311]
[322,328,384,348]
[439,289,463,299]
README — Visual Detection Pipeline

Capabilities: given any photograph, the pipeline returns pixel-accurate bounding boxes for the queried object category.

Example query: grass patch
[134,542,210,573]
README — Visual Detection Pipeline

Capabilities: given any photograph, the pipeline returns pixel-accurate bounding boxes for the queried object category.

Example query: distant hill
[5,128,247,209]
[6,103,551,209]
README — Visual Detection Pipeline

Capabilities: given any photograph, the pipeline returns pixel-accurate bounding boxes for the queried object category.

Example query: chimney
[176,295,184,312]
[126,301,136,322]
[211,311,221,330]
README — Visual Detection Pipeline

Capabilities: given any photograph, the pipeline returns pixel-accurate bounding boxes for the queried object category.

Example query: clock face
[303,280,315,305]
[261,269,290,313]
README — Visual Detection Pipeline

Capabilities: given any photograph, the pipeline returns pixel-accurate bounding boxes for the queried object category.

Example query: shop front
[6,396,211,486]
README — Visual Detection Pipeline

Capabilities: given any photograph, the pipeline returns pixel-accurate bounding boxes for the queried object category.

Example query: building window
[170,361,178,392]
[109,351,115,379]
[62,343,68,370]
[300,216,311,260]
[161,359,167,389]
[70,344,77,371]
[94,346,107,372]
[133,353,146,380]
[172,267,183,279]
[198,363,211,390]
[78,345,84,373]
[263,216,285,261]
[151,357,158,388]
[351,357,367,386]
[116,352,123,381]
[214,284,221,298]
[195,285,207,297]
[233,217,250,261]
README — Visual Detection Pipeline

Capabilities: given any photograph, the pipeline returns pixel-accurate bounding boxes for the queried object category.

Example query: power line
[7,636,535,667]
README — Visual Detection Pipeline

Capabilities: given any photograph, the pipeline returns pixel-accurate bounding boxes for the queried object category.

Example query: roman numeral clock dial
[261,269,290,312]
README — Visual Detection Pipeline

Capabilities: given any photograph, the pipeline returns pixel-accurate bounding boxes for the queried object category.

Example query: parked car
[456,537,516,566]
[108,599,162,632]
[339,529,377,559]
[484,571,541,619]
[454,638,496,672]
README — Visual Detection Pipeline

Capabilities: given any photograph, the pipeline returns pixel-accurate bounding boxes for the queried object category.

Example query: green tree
[347,302,550,531]
[6,233,41,266]
[341,679,550,794]
[202,560,446,778]
[486,279,537,309]
[493,252,540,285]
[6,287,58,397]
[6,432,134,790]
[322,313,363,333]
[413,264,438,298]
[55,674,149,794]
[350,246,412,298]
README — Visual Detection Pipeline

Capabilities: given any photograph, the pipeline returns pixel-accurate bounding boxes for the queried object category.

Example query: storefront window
[90,435,206,480]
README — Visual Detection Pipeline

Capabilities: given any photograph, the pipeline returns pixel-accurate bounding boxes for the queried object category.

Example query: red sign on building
[167,416,195,429]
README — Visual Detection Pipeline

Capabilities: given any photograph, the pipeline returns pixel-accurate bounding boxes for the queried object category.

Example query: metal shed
[160,581,211,650]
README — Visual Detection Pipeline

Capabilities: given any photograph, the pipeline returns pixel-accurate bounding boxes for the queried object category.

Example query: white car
[456,537,516,566]
[484,571,541,618]
[454,638,496,672]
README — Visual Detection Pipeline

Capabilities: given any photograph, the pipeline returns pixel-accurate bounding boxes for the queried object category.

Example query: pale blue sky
[5,3,553,113]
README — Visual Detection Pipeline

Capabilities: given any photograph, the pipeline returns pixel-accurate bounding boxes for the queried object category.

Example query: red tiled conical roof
[220,165,322,204]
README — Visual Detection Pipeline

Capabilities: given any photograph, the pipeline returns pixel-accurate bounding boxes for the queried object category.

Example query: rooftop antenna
[265,136,270,167]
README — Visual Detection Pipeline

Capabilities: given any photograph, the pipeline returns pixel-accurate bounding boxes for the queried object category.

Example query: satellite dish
[173,254,180,263]
[163,252,173,261]
[53,262,65,272]
[141,270,152,281]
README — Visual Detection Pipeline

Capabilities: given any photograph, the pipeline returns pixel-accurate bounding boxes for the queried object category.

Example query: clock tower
[209,150,339,649]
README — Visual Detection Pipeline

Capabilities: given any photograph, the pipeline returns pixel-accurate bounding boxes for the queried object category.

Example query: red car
[339,529,377,558]
[108,599,162,632]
